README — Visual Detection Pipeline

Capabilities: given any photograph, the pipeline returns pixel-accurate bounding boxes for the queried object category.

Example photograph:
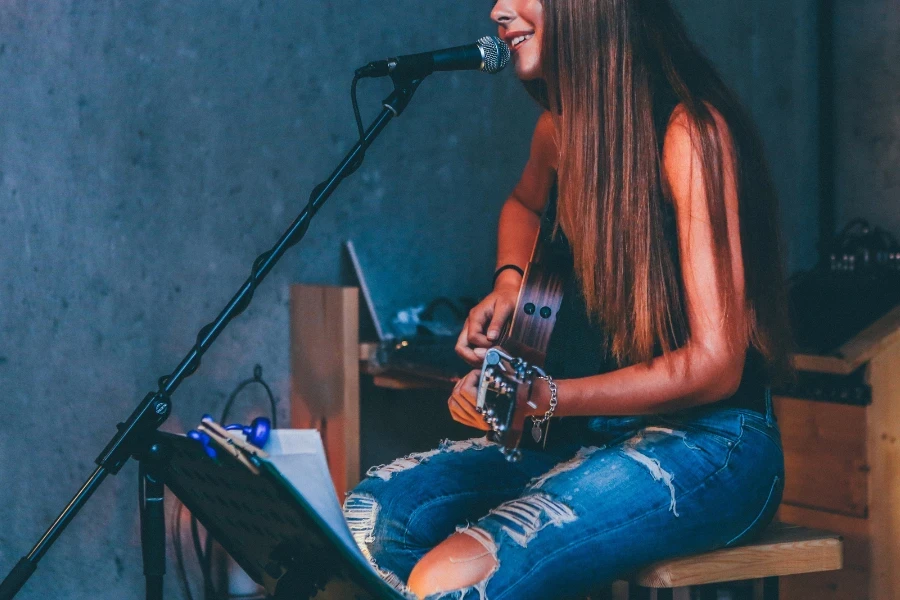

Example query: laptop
[344,240,471,383]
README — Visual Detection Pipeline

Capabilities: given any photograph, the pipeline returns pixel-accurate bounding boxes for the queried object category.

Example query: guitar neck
[500,220,567,368]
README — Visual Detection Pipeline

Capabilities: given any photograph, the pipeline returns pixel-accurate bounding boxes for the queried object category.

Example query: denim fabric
[344,392,784,600]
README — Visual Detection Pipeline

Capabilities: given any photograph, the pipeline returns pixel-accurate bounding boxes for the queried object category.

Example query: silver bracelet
[530,374,557,444]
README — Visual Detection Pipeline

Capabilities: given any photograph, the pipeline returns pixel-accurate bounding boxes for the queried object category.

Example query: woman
[343,0,791,598]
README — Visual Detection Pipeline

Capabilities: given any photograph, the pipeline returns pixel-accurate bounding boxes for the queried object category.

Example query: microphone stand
[0,74,425,600]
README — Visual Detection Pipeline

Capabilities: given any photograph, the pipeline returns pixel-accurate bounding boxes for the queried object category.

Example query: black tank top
[540,86,767,417]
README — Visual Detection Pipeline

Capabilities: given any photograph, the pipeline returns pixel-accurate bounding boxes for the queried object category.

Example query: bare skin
[412,0,750,597]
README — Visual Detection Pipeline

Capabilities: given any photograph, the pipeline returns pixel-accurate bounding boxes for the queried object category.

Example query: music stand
[154,431,404,600]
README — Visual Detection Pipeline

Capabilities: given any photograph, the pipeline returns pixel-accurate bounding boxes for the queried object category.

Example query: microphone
[355,36,511,80]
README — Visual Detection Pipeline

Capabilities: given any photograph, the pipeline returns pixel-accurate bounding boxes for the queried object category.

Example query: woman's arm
[450,112,558,429]
[455,111,558,362]
[534,106,750,416]
[493,111,559,286]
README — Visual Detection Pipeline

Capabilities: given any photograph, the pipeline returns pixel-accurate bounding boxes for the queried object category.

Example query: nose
[491,1,516,26]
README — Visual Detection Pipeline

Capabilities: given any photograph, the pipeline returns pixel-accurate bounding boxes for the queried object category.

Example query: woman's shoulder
[508,111,559,214]
[663,101,735,155]
[661,101,737,203]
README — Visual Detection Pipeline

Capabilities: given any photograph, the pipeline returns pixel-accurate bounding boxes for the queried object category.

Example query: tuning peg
[486,349,502,365]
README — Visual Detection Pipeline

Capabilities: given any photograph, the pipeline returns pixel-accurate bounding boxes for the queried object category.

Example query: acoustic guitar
[475,217,567,461]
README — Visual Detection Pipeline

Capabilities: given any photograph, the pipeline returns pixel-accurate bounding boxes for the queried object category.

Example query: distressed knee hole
[456,526,499,561]
[413,528,499,600]
[343,492,379,557]
[366,437,495,481]
[529,446,602,489]
[342,492,412,596]
[622,430,680,516]
[487,493,577,548]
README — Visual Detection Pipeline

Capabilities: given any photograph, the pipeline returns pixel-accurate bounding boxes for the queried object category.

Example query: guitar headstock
[476,348,545,462]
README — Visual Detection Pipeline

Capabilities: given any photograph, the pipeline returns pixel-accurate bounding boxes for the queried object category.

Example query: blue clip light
[187,415,272,459]
[225,417,271,449]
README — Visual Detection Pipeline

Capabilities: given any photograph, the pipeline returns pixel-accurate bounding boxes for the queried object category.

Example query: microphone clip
[355,58,399,79]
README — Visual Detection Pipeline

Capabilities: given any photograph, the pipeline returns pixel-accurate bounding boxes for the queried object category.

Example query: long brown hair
[524,0,791,380]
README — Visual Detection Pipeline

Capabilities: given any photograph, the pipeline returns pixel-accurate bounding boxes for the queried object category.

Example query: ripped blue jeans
[343,394,784,600]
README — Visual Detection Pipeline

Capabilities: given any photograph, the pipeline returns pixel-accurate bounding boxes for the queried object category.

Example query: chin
[512,48,542,80]
[514,61,542,81]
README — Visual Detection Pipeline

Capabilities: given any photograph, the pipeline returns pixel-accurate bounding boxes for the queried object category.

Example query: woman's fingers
[448,387,481,424]
[448,396,482,428]
[456,291,516,366]
[449,397,487,429]
[448,371,490,430]
[466,300,496,348]
[486,299,513,342]
[455,318,482,366]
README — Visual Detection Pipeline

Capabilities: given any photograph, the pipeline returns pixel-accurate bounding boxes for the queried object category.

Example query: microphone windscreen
[478,36,511,74]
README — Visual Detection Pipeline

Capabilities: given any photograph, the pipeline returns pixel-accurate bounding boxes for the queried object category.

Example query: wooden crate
[773,305,900,599]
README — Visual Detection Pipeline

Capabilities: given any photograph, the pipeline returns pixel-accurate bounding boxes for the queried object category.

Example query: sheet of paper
[262,430,371,573]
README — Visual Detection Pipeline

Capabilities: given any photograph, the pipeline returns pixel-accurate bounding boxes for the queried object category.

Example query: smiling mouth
[510,33,534,50]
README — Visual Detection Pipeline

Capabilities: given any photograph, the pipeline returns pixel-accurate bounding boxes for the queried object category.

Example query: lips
[503,31,535,52]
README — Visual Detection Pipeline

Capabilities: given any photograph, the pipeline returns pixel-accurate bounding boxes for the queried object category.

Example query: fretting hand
[455,272,521,366]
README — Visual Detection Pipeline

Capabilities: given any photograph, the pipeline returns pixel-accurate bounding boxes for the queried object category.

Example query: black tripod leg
[140,452,166,600]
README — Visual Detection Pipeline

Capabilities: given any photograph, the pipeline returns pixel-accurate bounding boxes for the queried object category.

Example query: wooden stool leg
[671,588,690,600]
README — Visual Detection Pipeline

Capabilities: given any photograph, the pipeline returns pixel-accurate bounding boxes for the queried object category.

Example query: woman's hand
[455,274,521,366]
[448,370,490,430]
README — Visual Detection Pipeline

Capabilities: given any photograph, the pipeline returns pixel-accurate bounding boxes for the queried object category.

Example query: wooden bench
[594,522,843,600]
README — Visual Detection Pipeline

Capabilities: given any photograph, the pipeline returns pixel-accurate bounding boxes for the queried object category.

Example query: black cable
[198,365,280,599]
[206,365,279,600]
[172,499,195,600]
[191,517,215,599]
[420,296,468,322]
[174,364,279,600]
[351,74,366,144]
[344,74,368,177]
[220,364,279,427]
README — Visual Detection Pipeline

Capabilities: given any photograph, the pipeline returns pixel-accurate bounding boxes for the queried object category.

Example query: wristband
[492,264,524,287]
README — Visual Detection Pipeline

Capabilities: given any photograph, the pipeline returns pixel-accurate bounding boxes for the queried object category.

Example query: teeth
[512,34,534,48]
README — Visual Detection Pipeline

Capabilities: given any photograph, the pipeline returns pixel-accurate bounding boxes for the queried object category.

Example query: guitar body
[477,217,567,460]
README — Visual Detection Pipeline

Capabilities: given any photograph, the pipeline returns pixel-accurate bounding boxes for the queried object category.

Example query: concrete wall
[677,0,822,271]
[0,1,821,598]
[833,0,900,236]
